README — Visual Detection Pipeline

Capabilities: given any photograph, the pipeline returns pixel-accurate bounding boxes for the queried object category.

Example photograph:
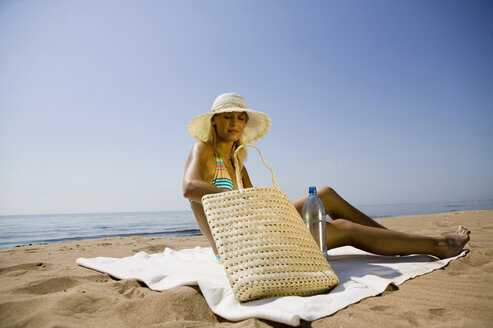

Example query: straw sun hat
[188,93,271,143]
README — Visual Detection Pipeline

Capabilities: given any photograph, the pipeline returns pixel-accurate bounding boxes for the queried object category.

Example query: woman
[183,93,470,260]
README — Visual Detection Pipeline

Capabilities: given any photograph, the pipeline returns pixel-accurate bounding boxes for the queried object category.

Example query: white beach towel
[76,246,467,326]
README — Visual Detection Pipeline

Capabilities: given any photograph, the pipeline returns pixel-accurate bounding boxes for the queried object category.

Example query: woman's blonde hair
[207,115,248,170]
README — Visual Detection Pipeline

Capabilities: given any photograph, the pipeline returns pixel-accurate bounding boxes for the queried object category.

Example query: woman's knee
[318,186,339,204]
[318,186,341,217]
[318,186,336,197]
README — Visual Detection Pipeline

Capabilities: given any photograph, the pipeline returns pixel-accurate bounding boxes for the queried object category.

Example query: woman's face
[212,112,248,142]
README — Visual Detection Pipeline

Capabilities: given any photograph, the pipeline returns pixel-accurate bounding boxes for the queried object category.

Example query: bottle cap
[309,186,317,195]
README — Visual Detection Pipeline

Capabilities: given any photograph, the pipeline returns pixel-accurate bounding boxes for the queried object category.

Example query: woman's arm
[183,142,224,203]
[183,142,224,255]
[241,165,253,188]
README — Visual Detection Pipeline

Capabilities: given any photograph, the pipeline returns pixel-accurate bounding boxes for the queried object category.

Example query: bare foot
[434,226,471,259]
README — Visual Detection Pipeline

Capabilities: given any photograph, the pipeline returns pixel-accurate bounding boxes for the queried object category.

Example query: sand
[0,210,492,328]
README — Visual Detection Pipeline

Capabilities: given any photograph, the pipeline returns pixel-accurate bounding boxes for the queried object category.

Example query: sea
[1,199,492,249]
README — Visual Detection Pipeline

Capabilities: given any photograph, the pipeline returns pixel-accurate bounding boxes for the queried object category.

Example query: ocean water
[0,199,492,249]
[356,199,493,219]
[0,211,201,249]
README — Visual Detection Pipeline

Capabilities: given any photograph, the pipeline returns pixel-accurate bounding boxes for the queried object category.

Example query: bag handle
[233,144,278,190]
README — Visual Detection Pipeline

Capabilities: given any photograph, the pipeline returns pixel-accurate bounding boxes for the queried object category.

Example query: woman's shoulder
[184,142,216,182]
[190,142,216,162]
[192,142,214,154]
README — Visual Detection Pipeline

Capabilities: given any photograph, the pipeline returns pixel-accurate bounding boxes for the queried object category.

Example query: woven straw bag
[202,144,339,302]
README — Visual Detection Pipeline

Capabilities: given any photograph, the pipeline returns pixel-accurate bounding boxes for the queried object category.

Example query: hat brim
[188,107,271,143]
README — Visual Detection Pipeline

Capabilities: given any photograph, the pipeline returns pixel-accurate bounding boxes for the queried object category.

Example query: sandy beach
[1,210,492,327]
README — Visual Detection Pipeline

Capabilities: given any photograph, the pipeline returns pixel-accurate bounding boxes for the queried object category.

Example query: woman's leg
[293,186,386,229]
[324,219,470,259]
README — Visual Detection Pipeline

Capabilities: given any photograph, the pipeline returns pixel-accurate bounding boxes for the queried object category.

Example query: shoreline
[3,208,492,250]
[1,210,492,327]
[2,229,203,250]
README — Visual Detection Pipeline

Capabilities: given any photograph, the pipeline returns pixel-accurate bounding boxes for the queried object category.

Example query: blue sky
[1,0,492,215]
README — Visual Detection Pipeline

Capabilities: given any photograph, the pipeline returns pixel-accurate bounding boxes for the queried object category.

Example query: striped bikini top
[212,154,243,191]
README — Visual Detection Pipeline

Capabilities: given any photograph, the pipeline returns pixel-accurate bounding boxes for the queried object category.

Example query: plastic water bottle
[302,186,328,260]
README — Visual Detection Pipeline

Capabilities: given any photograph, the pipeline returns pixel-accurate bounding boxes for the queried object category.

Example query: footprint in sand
[482,260,493,273]
[23,247,40,253]
[0,262,46,276]
[132,245,167,253]
[447,248,489,269]
[402,311,419,326]
[14,277,80,295]
[54,292,104,315]
[370,305,390,312]
[0,298,47,324]
[79,274,110,283]
[111,279,147,299]
[429,308,448,316]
